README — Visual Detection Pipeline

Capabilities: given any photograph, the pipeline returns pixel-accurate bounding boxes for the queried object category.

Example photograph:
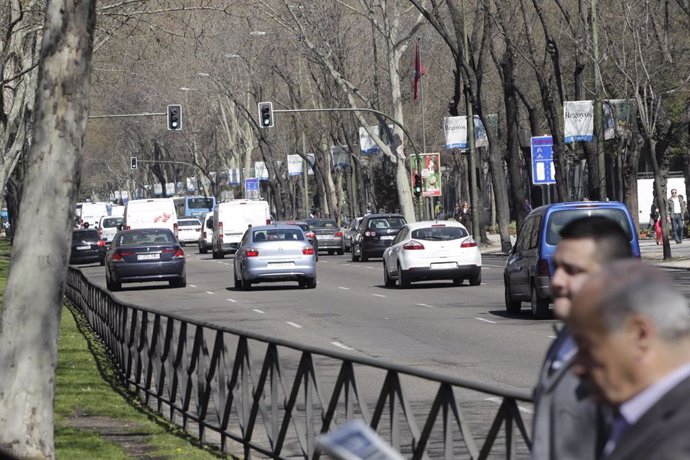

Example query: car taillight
[97,240,106,248]
[266,218,271,225]
[202,231,207,239]
[403,240,425,250]
[246,248,259,257]
[365,230,377,237]
[173,248,185,258]
[461,238,478,248]
[306,231,315,239]
[303,246,314,255]
[112,250,134,262]
[126,225,131,230]
[537,259,550,276]
[173,223,178,239]
[335,230,343,237]
[218,222,223,242]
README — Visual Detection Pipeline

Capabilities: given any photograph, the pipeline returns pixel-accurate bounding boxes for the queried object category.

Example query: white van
[212,200,271,258]
[198,211,214,254]
[110,205,126,218]
[124,198,178,238]
[80,202,109,228]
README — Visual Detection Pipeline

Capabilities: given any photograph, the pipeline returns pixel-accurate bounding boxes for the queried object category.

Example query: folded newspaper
[316,420,405,460]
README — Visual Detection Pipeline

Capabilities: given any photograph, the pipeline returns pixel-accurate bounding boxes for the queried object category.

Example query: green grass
[0,237,234,459]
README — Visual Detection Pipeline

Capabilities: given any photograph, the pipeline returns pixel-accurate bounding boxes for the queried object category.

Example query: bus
[173,195,216,219]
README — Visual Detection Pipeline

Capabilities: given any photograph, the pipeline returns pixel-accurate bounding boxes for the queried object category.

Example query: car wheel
[337,248,344,255]
[361,251,369,262]
[212,248,220,259]
[199,243,207,254]
[106,271,120,292]
[240,272,252,291]
[398,263,410,289]
[233,270,241,289]
[351,246,360,262]
[383,262,395,288]
[531,284,549,319]
[504,278,522,314]
[328,250,334,255]
[453,278,464,286]
[469,271,482,286]
[99,258,105,267]
[304,276,317,289]
[170,276,186,288]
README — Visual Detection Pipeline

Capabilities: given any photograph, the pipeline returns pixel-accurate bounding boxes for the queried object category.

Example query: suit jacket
[607,374,690,460]
[531,327,606,460]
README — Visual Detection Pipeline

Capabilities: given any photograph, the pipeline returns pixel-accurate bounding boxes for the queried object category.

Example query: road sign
[245,177,260,199]
[531,136,556,185]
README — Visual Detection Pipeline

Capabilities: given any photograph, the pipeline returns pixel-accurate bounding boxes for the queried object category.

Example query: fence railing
[65,267,533,459]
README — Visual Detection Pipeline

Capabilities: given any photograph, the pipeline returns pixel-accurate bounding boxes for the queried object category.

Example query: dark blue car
[503,201,640,318]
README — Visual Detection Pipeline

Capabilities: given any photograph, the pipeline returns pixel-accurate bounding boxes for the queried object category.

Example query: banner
[227,168,241,186]
[254,161,269,180]
[186,177,196,193]
[287,154,303,176]
[331,145,350,169]
[564,100,594,143]
[444,116,489,149]
[603,99,635,140]
[411,153,442,197]
[358,125,394,154]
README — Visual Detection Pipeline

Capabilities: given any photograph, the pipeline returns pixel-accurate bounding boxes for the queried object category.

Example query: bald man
[569,260,690,459]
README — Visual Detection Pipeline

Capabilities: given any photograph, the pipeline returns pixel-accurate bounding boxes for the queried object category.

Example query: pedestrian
[459,201,471,231]
[531,216,633,460]
[654,208,663,245]
[666,188,685,244]
[569,259,690,459]
[524,198,532,214]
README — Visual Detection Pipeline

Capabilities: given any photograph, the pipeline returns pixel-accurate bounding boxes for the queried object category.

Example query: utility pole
[462,1,480,238]
[591,0,606,200]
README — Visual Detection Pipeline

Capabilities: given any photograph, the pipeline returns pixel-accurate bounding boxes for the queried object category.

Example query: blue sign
[531,136,556,185]
[245,178,259,199]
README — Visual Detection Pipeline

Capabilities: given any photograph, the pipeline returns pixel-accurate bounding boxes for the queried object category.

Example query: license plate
[320,235,333,239]
[380,235,394,240]
[76,245,91,250]
[268,262,294,268]
[432,262,457,270]
[137,253,160,261]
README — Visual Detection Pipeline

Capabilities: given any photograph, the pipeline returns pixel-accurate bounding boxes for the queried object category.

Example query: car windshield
[179,220,200,227]
[308,219,337,228]
[188,197,214,209]
[411,226,468,241]
[102,218,122,228]
[368,217,405,229]
[546,209,633,245]
[118,231,174,245]
[74,230,99,240]
[253,229,304,242]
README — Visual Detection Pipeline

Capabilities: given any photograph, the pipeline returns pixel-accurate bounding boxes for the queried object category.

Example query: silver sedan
[382,221,482,288]
[233,224,317,290]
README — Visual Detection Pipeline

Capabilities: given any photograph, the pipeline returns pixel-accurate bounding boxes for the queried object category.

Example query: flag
[413,42,426,102]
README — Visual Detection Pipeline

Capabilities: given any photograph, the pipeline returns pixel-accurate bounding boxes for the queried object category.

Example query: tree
[0,1,97,458]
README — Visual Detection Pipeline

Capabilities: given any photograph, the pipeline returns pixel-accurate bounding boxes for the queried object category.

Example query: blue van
[503,201,640,318]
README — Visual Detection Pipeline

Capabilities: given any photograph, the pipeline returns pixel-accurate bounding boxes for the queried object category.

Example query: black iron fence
[65,267,533,459]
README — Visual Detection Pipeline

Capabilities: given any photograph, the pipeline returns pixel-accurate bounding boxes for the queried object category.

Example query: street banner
[330,145,350,169]
[444,116,489,149]
[531,136,556,185]
[186,177,196,192]
[287,154,303,176]
[564,100,594,143]
[165,182,175,196]
[254,161,269,180]
[411,153,442,197]
[603,99,635,140]
[306,153,315,175]
[227,168,241,186]
[358,125,393,154]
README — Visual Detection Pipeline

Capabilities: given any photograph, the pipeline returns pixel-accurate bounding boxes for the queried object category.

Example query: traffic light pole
[272,107,425,220]
[88,112,166,119]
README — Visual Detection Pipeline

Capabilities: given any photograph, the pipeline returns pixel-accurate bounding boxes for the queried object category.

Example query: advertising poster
[254,161,269,180]
[444,116,489,149]
[603,99,635,140]
[330,145,350,169]
[411,153,442,197]
[287,154,303,176]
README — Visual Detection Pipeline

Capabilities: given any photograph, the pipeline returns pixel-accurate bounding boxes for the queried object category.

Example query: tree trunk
[0,1,97,458]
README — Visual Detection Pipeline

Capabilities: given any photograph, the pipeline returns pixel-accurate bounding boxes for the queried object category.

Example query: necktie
[603,413,629,457]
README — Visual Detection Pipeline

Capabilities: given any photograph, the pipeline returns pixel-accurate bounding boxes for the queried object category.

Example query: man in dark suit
[531,216,633,459]
[569,260,690,459]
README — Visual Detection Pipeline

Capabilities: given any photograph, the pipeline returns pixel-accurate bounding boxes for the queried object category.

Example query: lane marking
[206,291,214,295]
[227,298,237,303]
[372,293,386,298]
[286,321,303,329]
[548,335,557,339]
[483,265,504,269]
[332,341,355,351]
[339,286,350,290]
[189,284,198,288]
[365,266,376,270]
[253,309,265,314]
[476,318,496,324]
[417,303,435,308]
[485,397,533,414]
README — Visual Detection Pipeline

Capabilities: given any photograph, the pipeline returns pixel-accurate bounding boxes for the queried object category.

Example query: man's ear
[628,314,654,359]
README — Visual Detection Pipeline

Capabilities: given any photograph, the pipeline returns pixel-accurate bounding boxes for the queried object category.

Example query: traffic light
[130,156,138,170]
[167,104,182,130]
[413,173,422,197]
[258,102,274,128]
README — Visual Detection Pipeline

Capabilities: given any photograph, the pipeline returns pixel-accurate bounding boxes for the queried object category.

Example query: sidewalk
[480,233,690,271]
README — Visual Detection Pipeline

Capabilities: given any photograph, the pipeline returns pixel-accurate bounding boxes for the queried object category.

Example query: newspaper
[316,420,405,460]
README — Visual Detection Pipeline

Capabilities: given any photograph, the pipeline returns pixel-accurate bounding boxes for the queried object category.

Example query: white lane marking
[417,303,435,308]
[253,309,265,314]
[548,335,557,339]
[476,318,496,324]
[365,266,376,270]
[483,265,503,269]
[332,341,355,351]
[189,284,198,288]
[206,291,214,295]
[372,293,386,298]
[286,321,303,329]
[223,262,230,265]
[484,397,533,414]
[227,298,237,303]
[339,286,350,290]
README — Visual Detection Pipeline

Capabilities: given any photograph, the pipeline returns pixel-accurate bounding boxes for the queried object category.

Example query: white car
[382,220,481,288]
[177,217,202,245]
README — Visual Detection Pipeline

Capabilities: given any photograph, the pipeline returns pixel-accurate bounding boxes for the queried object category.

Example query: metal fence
[65,267,533,459]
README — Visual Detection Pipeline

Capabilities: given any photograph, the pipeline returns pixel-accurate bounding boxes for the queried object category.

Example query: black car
[70,229,106,265]
[105,228,186,291]
[351,214,406,262]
